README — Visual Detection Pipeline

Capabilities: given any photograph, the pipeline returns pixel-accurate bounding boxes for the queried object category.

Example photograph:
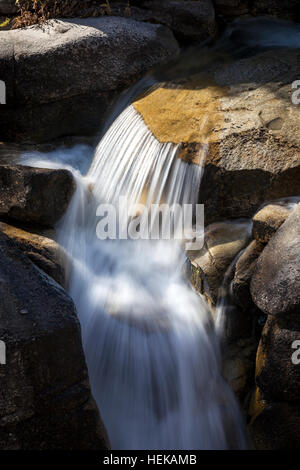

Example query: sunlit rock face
[133,47,300,222]
[0,221,66,287]
[187,219,251,304]
[0,16,179,142]
[134,79,227,164]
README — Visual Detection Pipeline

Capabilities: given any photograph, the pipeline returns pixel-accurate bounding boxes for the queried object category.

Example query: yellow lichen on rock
[133,78,228,164]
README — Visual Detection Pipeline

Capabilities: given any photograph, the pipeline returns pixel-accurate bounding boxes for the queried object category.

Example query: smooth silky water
[22,105,247,449]
[21,18,300,449]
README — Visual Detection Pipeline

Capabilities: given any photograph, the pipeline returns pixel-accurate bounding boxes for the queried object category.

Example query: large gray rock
[7,17,179,105]
[0,164,75,226]
[0,17,179,142]
[124,0,217,43]
[251,204,300,316]
[249,402,300,450]
[249,303,300,449]
[0,221,66,286]
[0,232,109,449]
[249,206,300,448]
[252,203,292,244]
[255,315,300,403]
[188,220,251,304]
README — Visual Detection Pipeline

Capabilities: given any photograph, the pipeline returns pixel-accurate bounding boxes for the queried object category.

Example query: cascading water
[22,105,247,450]
[17,16,300,451]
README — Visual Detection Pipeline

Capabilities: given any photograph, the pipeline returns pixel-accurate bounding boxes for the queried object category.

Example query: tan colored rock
[134,79,227,159]
[188,220,251,304]
[133,48,300,222]
[0,222,66,286]
[248,386,266,424]
[223,357,247,399]
[252,203,292,243]
[232,239,265,309]
[251,203,300,317]
[133,48,300,162]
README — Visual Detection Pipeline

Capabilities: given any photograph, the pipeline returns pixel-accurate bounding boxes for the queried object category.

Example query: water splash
[22,105,247,449]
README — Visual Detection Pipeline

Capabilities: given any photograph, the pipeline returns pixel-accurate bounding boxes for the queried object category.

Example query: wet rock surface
[0,221,66,286]
[0,232,109,449]
[0,164,75,226]
[249,401,300,450]
[1,7,300,450]
[246,204,300,449]
[255,315,300,403]
[188,200,300,423]
[223,338,257,405]
[251,204,300,317]
[188,220,251,304]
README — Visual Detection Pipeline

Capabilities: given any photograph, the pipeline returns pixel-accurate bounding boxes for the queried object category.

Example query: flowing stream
[23,105,247,449]
[19,16,300,451]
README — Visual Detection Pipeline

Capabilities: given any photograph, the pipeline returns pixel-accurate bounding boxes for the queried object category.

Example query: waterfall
[22,105,247,450]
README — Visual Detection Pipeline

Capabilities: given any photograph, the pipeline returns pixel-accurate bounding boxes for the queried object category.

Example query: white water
[22,105,247,449]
